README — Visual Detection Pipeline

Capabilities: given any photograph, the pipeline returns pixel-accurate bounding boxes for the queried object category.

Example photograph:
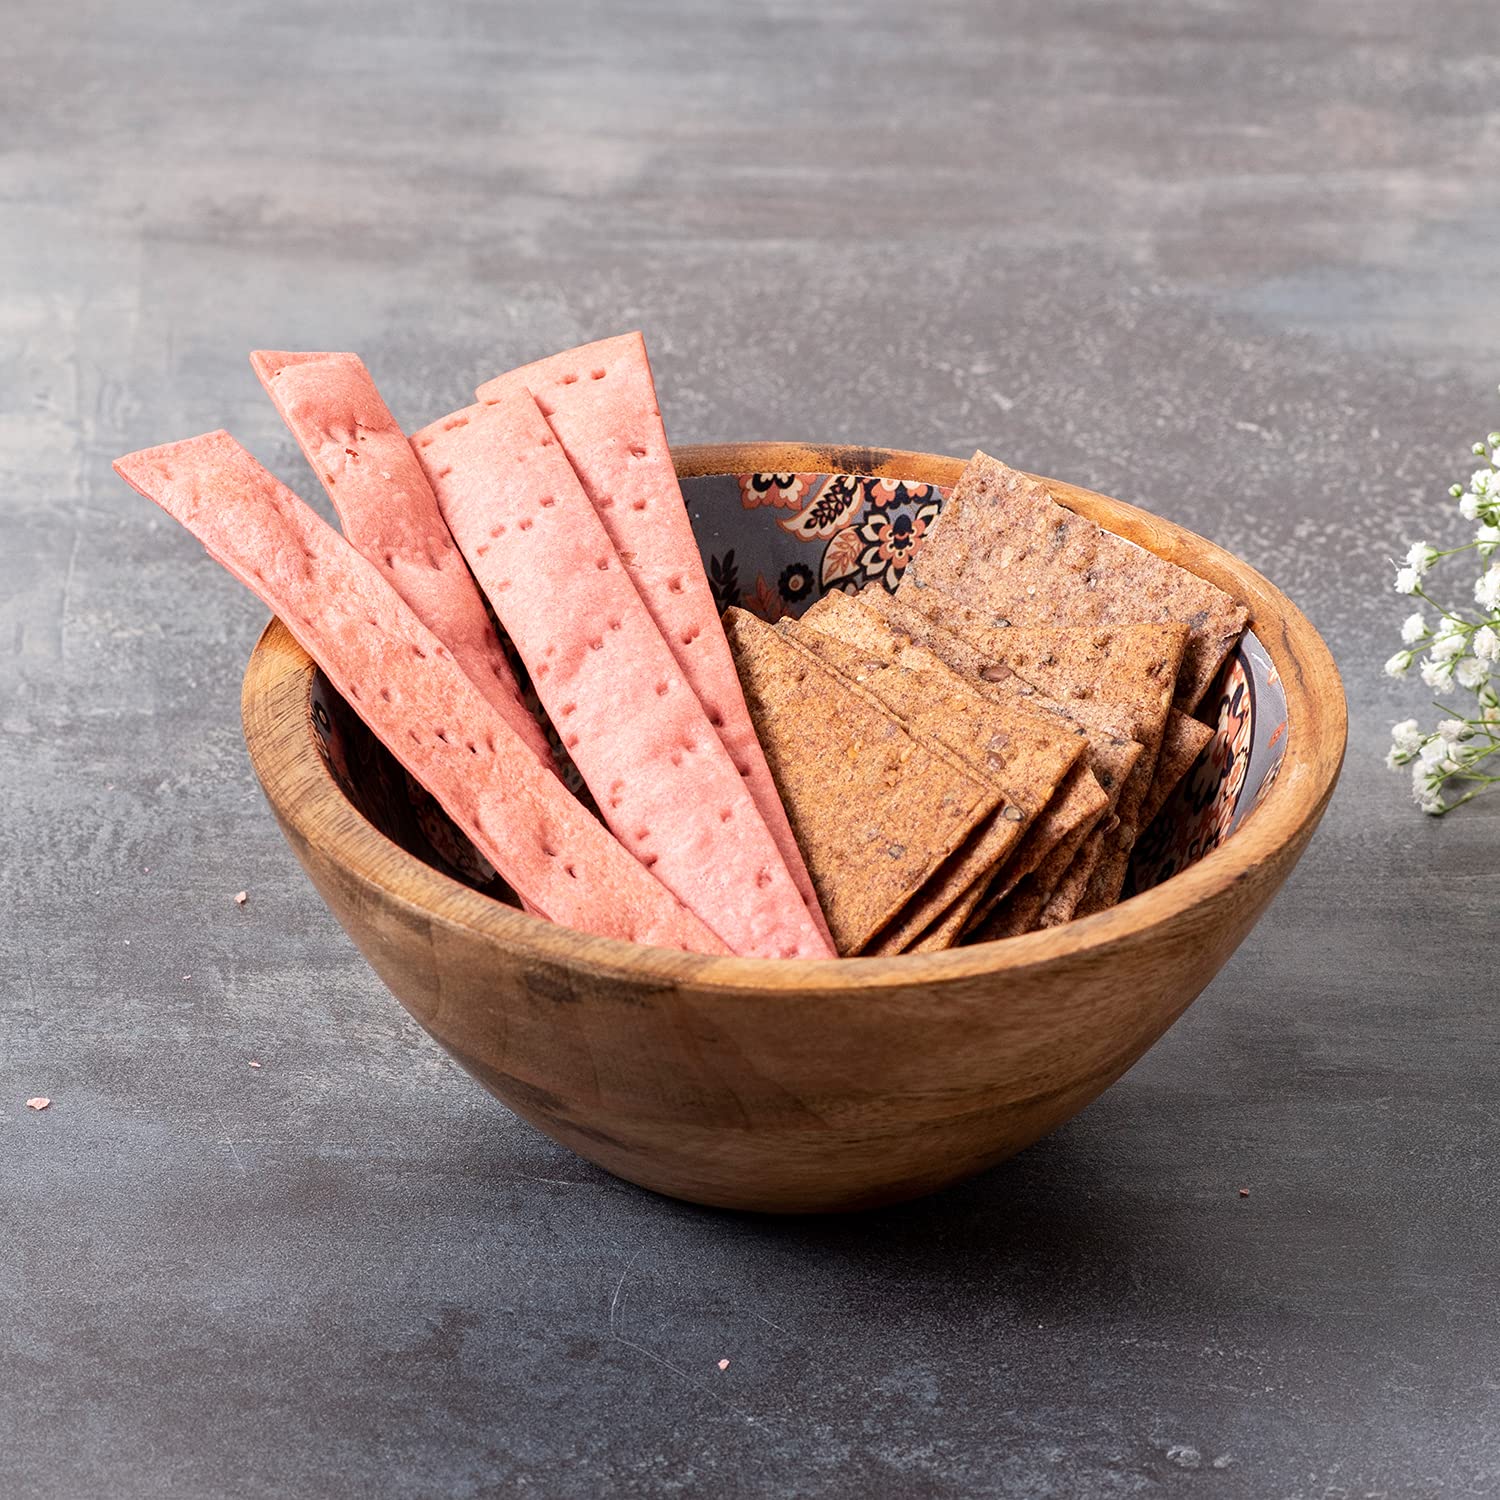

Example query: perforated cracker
[113,431,725,955]
[412,391,833,961]
[250,350,552,769]
[476,334,830,947]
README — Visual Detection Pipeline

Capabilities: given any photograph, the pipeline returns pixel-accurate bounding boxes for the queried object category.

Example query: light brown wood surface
[241,444,1346,1213]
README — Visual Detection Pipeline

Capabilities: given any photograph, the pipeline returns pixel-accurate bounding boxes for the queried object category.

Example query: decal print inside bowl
[307,472,1288,910]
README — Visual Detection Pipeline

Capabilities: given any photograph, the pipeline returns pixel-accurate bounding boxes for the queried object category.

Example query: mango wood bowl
[241,443,1345,1214]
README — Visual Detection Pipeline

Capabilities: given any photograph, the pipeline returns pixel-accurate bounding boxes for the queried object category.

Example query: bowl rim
[242,441,1346,991]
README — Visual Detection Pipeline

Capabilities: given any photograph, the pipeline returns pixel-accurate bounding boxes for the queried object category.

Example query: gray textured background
[4,2,1499,1496]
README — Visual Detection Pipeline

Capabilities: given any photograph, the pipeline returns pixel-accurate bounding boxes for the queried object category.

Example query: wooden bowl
[241,444,1345,1213]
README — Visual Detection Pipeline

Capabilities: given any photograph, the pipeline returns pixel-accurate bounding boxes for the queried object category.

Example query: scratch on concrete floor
[214,1109,246,1173]
[57,521,81,668]
[607,1249,762,1427]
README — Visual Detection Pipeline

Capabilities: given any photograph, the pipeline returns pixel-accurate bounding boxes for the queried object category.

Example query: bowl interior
[306,468,1289,912]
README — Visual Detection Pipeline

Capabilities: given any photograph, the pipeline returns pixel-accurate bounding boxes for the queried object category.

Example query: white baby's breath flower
[1391,718,1423,753]
[1455,657,1489,691]
[1389,399,1500,816]
[1406,541,1439,576]
[1430,624,1467,661]
[1475,565,1500,611]
[1410,761,1446,814]
[1421,656,1457,693]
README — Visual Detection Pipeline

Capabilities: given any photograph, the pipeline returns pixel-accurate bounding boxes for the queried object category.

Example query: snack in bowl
[231,432,1343,1212]
[115,333,1258,962]
[111,326,1342,1211]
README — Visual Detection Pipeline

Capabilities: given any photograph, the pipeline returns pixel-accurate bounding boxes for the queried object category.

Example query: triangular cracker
[724,609,999,955]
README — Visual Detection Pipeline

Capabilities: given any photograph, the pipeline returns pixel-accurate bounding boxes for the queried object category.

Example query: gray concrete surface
[4,2,1499,1495]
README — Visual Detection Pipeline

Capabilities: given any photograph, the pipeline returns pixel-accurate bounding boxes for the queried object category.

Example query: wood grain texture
[241,443,1346,1213]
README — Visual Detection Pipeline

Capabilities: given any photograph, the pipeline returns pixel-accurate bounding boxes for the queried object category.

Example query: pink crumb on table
[234,891,248,906]
[717,1359,729,1371]
[248,1061,262,1070]
[1239,1187,1250,1198]
[26,1098,50,1111]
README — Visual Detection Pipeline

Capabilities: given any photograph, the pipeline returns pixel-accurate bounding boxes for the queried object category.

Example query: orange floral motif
[738,473,809,510]
[740,572,784,622]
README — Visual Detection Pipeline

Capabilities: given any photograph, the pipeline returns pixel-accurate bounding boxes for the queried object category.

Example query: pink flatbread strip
[476,334,833,949]
[411,391,834,961]
[113,431,726,956]
[249,350,554,770]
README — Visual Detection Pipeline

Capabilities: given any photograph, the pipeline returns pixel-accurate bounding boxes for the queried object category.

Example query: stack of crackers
[726,452,1248,955]
[113,332,1247,962]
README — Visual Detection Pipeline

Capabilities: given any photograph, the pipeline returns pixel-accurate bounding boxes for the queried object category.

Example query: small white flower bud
[1405,541,1438,575]
[1394,566,1420,595]
[1401,612,1427,644]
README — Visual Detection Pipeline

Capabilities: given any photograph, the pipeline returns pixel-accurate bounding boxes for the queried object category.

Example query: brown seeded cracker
[892,591,1186,912]
[850,591,1143,818]
[1141,711,1216,830]
[723,610,1000,956]
[971,784,1110,941]
[777,617,1084,954]
[894,590,1185,785]
[858,590,1157,914]
[795,592,1113,936]
[1038,824,1114,925]
[898,453,1248,713]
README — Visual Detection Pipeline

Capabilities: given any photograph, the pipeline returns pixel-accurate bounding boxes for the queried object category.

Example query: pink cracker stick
[250,350,553,770]
[114,430,726,956]
[412,392,834,961]
[476,333,833,949]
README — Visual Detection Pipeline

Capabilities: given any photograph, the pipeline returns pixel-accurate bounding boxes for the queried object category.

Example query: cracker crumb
[234,891,249,906]
[717,1358,729,1371]
[26,1097,50,1111]
[247,1061,262,1070]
